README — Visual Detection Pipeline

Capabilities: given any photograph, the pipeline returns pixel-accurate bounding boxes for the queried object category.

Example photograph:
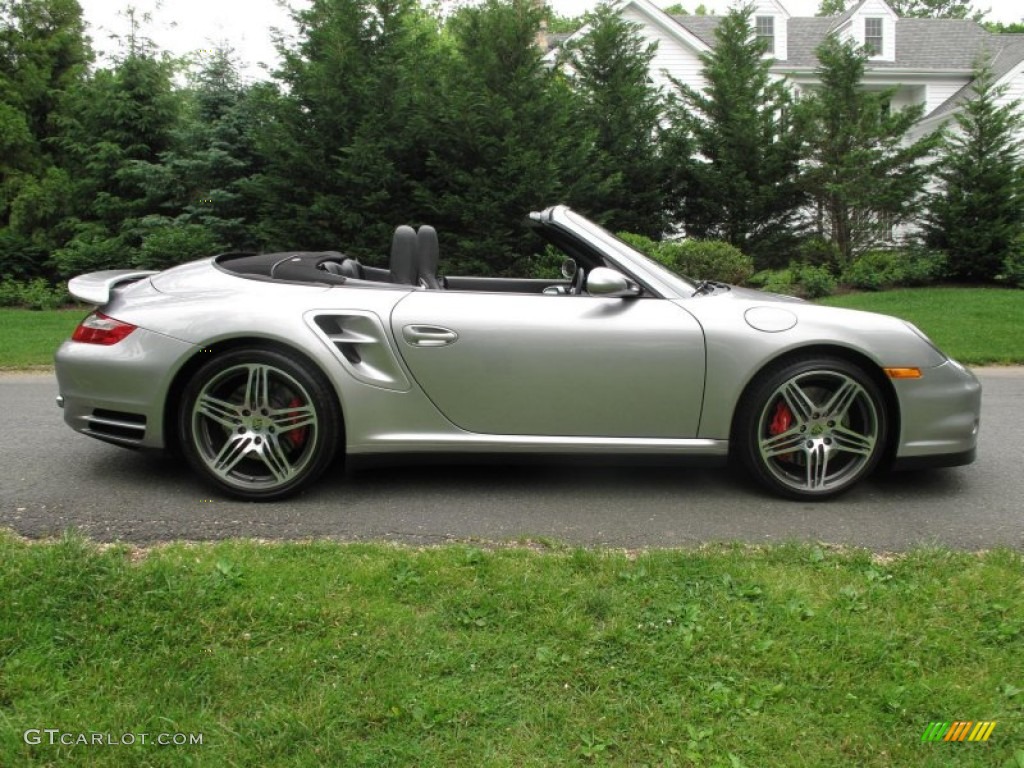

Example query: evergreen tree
[0,0,91,278]
[887,0,984,21]
[817,0,847,15]
[985,21,1024,34]
[562,2,670,237]
[126,47,263,253]
[51,28,181,276]
[251,0,443,258]
[668,5,805,266]
[797,35,939,262]
[417,0,588,274]
[925,60,1024,282]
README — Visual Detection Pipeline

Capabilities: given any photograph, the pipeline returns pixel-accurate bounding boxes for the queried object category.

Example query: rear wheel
[736,357,889,500]
[178,348,340,500]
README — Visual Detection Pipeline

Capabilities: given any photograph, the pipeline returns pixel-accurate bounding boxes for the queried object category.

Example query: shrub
[616,232,658,257]
[525,244,568,279]
[790,263,837,298]
[0,279,69,310]
[614,233,754,285]
[654,239,754,285]
[841,250,903,291]
[748,268,797,296]
[898,247,948,286]
[842,248,948,291]
[53,226,132,278]
[797,237,842,269]
[1002,239,1024,288]
[0,229,49,281]
[135,221,225,271]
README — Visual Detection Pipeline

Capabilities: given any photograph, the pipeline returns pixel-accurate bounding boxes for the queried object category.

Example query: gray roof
[828,0,867,33]
[665,11,1024,120]
[670,14,1002,70]
[929,34,1024,119]
[669,15,720,47]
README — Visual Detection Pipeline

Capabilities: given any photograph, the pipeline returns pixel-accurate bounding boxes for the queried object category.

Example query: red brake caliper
[286,397,308,449]
[769,401,794,461]
[769,401,793,436]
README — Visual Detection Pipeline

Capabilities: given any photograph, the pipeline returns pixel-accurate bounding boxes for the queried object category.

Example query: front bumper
[54,328,196,449]
[892,358,981,468]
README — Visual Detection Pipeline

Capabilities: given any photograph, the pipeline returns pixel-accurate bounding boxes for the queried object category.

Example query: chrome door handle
[402,325,459,347]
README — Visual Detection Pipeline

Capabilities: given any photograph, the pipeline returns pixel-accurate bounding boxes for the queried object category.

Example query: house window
[853,209,895,243]
[865,18,883,55]
[755,16,775,55]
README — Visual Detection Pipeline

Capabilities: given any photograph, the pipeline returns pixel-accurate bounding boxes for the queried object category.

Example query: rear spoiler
[68,270,158,305]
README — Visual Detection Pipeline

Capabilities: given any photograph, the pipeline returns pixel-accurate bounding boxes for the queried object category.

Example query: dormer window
[756,15,775,55]
[865,17,883,55]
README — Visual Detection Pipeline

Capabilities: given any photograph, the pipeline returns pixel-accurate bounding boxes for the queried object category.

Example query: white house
[607,0,1024,144]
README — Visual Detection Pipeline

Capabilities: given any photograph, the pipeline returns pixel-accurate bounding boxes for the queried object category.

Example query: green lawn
[818,287,1024,365]
[1,533,1022,767]
[0,308,85,368]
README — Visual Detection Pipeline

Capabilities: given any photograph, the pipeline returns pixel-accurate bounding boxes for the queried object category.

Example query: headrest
[417,225,440,289]
[390,225,418,285]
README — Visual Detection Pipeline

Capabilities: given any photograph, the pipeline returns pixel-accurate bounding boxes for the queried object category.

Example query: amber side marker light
[884,367,922,379]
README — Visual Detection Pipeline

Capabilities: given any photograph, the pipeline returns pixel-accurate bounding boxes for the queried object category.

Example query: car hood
[676,285,948,369]
[723,285,806,304]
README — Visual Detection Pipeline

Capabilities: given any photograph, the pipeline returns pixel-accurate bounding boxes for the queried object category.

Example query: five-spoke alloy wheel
[737,357,889,499]
[179,348,340,500]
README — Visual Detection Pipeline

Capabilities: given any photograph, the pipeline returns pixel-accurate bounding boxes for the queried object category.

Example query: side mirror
[586,267,642,298]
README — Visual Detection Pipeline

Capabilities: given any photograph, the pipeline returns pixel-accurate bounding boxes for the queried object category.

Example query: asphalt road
[1,369,1021,550]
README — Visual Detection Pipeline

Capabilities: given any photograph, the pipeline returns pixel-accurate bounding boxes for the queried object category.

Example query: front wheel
[178,348,340,500]
[736,357,889,500]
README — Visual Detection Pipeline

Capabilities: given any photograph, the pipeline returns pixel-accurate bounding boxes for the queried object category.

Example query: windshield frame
[555,209,698,299]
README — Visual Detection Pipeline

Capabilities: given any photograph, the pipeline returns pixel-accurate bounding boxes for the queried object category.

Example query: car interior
[214,221,614,296]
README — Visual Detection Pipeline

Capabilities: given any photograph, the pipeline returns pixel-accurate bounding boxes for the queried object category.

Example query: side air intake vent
[86,409,147,443]
[306,311,410,391]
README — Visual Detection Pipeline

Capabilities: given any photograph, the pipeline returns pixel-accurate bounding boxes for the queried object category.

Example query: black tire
[178,347,341,501]
[735,356,889,500]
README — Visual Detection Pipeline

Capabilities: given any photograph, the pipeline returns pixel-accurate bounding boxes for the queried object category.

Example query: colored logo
[921,721,997,742]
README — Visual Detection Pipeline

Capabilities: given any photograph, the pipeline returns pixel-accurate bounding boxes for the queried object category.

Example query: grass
[1,532,1022,767]
[818,287,1024,365]
[0,308,85,368]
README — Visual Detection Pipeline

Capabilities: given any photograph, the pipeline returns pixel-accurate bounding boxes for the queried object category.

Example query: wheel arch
[728,344,901,466]
[162,336,345,456]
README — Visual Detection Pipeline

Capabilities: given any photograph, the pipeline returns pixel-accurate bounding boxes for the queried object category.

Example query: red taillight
[71,312,137,345]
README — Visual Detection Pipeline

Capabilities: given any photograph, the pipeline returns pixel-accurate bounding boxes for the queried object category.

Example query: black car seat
[390,225,418,285]
[319,255,364,279]
[416,225,442,289]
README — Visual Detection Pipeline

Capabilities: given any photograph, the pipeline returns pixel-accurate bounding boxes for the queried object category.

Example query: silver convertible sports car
[55,206,981,501]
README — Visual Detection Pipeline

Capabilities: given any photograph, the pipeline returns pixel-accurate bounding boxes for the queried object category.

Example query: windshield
[562,210,697,296]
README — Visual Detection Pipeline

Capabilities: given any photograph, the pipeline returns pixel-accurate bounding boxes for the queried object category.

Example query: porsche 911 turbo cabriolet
[54,206,981,501]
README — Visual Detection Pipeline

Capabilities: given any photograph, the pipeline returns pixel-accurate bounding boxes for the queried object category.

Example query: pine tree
[0,0,91,278]
[669,5,805,266]
[887,0,983,21]
[127,47,263,252]
[51,28,181,276]
[416,0,588,274]
[925,60,1024,282]
[797,34,939,263]
[816,0,847,15]
[251,0,444,258]
[561,2,670,237]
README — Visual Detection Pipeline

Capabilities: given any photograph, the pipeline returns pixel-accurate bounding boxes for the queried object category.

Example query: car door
[390,290,705,438]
